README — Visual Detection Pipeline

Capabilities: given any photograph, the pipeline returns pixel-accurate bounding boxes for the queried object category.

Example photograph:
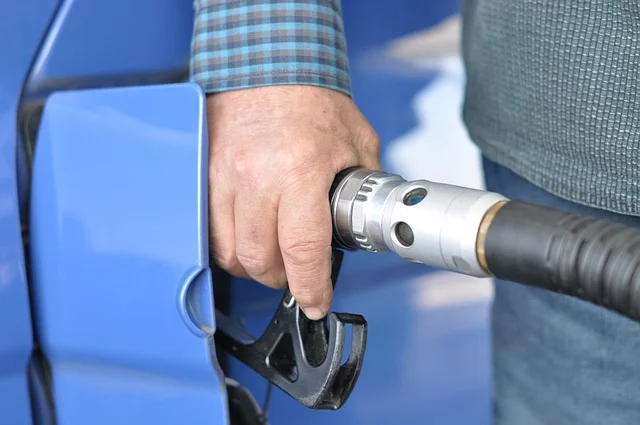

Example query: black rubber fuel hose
[484,201,640,321]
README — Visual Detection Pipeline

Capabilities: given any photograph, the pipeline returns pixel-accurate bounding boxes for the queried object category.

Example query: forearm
[189,0,352,97]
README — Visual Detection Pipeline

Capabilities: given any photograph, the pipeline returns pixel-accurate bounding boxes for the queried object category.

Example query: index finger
[278,179,333,320]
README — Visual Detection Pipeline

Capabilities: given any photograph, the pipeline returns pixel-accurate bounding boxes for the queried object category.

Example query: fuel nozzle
[330,168,506,277]
[331,168,640,323]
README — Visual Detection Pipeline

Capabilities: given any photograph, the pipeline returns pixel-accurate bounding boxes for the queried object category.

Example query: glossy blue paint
[29,83,228,425]
[0,1,60,424]
[25,0,193,96]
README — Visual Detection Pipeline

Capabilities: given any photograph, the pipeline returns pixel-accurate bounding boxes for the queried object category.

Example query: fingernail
[303,307,324,320]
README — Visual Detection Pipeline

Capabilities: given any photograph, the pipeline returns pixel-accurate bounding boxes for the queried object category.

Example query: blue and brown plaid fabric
[189,0,351,96]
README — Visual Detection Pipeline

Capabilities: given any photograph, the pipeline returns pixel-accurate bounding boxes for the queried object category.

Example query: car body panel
[29,83,228,425]
[24,0,193,97]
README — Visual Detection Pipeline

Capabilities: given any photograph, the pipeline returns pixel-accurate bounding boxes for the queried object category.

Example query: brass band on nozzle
[476,200,509,274]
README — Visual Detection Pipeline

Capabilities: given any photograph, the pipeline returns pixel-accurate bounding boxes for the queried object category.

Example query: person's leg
[482,157,640,425]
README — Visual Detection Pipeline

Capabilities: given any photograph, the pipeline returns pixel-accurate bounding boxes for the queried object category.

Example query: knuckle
[365,138,381,156]
[236,250,271,276]
[212,250,237,272]
[276,147,301,171]
[361,124,380,143]
[282,239,328,268]
[360,132,380,154]
[232,147,257,180]
[236,248,287,288]
[260,270,288,289]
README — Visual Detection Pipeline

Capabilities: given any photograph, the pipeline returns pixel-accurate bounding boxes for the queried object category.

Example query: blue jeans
[482,157,640,425]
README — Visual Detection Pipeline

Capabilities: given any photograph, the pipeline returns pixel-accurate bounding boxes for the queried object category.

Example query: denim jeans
[482,157,640,425]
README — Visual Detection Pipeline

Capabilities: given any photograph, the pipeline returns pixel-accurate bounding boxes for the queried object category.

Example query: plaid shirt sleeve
[189,0,352,97]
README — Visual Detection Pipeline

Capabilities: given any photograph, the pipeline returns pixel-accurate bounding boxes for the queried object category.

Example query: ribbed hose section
[484,201,640,322]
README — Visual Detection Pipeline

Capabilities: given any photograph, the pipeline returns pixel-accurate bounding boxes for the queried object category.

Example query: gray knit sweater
[461,0,640,215]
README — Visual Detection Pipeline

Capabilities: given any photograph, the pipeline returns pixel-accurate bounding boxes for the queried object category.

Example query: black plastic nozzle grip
[214,249,367,410]
[484,201,640,322]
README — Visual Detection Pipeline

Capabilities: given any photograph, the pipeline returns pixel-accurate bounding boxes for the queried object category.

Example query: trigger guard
[214,248,367,410]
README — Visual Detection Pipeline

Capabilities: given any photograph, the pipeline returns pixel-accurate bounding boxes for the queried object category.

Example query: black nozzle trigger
[213,249,367,410]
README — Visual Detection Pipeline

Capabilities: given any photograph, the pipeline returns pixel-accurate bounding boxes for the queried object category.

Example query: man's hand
[207,86,381,320]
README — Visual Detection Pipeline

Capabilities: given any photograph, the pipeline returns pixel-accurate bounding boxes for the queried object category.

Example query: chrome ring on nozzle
[331,168,405,252]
